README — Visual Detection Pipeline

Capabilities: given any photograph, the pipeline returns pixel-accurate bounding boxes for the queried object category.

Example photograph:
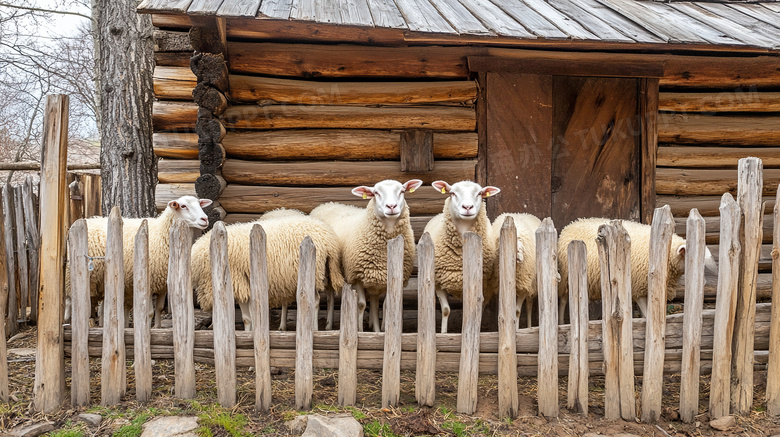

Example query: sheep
[65,196,212,327]
[490,213,542,329]
[191,212,345,331]
[423,180,500,334]
[310,179,422,332]
[557,217,718,320]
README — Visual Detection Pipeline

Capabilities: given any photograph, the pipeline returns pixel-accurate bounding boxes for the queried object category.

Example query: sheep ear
[677,244,686,256]
[199,199,213,208]
[480,186,501,198]
[352,186,374,199]
[403,179,423,193]
[432,180,451,195]
[168,200,180,210]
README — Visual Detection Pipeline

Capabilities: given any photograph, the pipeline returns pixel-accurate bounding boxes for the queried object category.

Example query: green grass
[48,421,86,437]
[363,420,399,437]
[346,406,367,420]
[195,404,249,437]
[113,412,153,437]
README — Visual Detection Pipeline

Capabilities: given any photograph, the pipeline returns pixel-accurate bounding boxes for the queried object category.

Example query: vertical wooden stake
[101,207,125,405]
[497,218,518,419]
[457,232,483,415]
[295,236,315,410]
[169,220,195,399]
[680,209,705,423]
[133,221,152,403]
[567,240,588,415]
[766,188,780,416]
[536,218,559,417]
[709,193,741,419]
[0,194,9,402]
[338,283,357,406]
[2,185,17,338]
[69,219,90,407]
[382,235,404,408]
[416,232,436,407]
[598,220,636,421]
[732,157,763,414]
[13,187,28,323]
[250,225,272,412]
[641,205,674,423]
[22,176,40,323]
[211,222,236,407]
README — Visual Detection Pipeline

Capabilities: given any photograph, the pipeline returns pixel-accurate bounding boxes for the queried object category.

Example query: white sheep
[310,179,422,332]
[65,196,212,327]
[423,180,500,334]
[191,212,345,331]
[490,213,542,329]
[557,217,718,319]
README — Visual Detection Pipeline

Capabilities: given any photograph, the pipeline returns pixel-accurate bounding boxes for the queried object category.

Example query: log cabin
[138,0,780,297]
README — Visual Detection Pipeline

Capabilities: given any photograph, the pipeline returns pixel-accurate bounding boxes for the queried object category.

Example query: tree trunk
[95,0,156,217]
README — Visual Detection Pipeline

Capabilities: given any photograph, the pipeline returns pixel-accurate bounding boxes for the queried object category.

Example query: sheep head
[168,196,212,230]
[432,180,500,223]
[352,179,422,222]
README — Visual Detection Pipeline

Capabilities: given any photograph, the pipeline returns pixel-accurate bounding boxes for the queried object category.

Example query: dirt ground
[2,325,780,436]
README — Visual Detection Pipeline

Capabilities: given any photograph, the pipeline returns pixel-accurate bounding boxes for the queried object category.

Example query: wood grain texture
[250,225,272,411]
[169,220,196,399]
[491,0,567,39]
[659,114,780,146]
[567,240,588,415]
[640,78,659,224]
[158,159,200,183]
[659,91,780,113]
[69,219,90,407]
[154,133,200,159]
[154,29,192,52]
[2,186,16,338]
[415,233,436,406]
[382,236,404,408]
[680,209,705,423]
[400,130,433,172]
[661,55,780,88]
[217,0,261,16]
[658,146,780,169]
[153,101,198,132]
[667,2,777,48]
[101,207,125,406]
[133,221,152,403]
[338,284,357,406]
[22,176,40,323]
[536,218,558,417]
[658,195,776,218]
[457,232,483,415]
[210,222,237,407]
[12,187,28,322]
[641,206,674,423]
[0,195,6,403]
[295,237,315,410]
[138,0,194,13]
[767,189,780,416]
[656,168,780,196]
[709,194,741,419]
[498,218,518,418]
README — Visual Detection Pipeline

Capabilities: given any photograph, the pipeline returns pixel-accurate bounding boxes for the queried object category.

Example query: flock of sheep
[65,179,719,334]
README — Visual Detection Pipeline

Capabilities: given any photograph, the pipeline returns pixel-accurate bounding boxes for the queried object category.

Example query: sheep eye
[181,205,187,209]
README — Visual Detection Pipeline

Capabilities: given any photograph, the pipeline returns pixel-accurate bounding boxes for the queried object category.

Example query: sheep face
[168,196,212,230]
[676,243,719,284]
[432,180,500,221]
[352,179,423,220]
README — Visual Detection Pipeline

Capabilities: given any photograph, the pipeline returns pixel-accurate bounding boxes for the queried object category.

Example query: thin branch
[0,2,91,20]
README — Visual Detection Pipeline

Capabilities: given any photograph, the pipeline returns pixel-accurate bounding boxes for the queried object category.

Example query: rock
[582,433,606,437]
[7,348,36,357]
[286,415,309,435]
[141,416,199,437]
[6,421,56,437]
[78,413,102,426]
[612,434,641,437]
[710,415,735,431]
[302,414,363,437]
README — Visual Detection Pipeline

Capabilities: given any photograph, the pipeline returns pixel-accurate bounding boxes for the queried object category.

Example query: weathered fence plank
[642,206,674,423]
[567,240,588,415]
[709,193,741,419]
[680,209,706,422]
[296,236,315,410]
[2,185,17,337]
[133,221,152,403]
[169,220,195,399]
[250,225,272,412]
[101,207,125,405]
[22,176,40,323]
[732,157,764,414]
[598,221,636,421]
[537,218,559,418]
[211,222,237,407]
[338,283,357,406]
[69,219,90,407]
[12,186,28,323]
[0,195,9,402]
[767,188,780,416]
[498,218,518,419]
[382,235,404,408]
[457,232,483,415]
[416,232,436,407]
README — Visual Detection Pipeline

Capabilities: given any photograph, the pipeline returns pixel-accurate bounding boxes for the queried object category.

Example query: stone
[710,415,735,431]
[612,434,641,437]
[302,414,363,437]
[286,415,309,435]
[141,416,199,437]
[78,413,102,426]
[582,434,606,437]
[6,421,56,437]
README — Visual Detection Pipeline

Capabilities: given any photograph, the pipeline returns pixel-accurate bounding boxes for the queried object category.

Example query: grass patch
[195,404,249,437]
[113,411,154,437]
[363,420,399,437]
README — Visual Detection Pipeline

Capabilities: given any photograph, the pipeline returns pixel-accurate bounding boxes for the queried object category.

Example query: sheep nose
[386,204,397,211]
[463,204,474,212]
[200,216,208,224]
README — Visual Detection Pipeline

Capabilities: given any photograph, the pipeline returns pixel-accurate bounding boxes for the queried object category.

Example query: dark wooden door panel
[485,72,553,219]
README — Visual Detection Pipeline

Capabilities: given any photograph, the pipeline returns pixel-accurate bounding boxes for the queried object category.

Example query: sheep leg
[636,297,648,319]
[314,291,320,332]
[435,288,450,334]
[355,284,366,332]
[326,289,335,331]
[369,294,381,333]
[124,306,131,329]
[558,298,567,325]
[525,296,533,328]
[154,292,167,328]
[515,297,524,330]
[238,299,252,331]
[279,305,288,331]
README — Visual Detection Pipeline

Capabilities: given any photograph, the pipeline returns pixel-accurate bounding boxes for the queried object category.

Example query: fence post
[22,176,40,323]
[69,219,90,407]
[13,187,28,324]
[766,188,780,416]
[2,185,17,337]
[537,218,559,417]
[33,93,69,413]
[338,283,357,406]
[382,235,404,408]
[133,221,152,403]
[709,193,741,419]
[101,207,125,405]
[250,225,272,412]
[416,232,436,407]
[498,218,518,419]
[211,222,236,407]
[0,194,8,402]
[641,206,674,423]
[732,157,763,414]
[598,220,636,421]
[169,219,195,399]
[567,240,588,415]
[296,236,315,410]
[680,209,705,422]
[457,232,483,415]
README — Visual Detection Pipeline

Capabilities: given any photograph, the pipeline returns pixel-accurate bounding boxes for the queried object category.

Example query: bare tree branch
[0,2,91,20]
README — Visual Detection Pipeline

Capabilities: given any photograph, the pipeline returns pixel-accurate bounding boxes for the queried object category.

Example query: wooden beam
[158,159,200,183]
[400,130,434,172]
[641,78,659,224]
[468,55,664,78]
[154,51,191,67]
[154,29,192,52]
[659,113,780,146]
[659,91,780,113]
[661,55,780,89]
[153,66,196,100]
[151,13,192,29]
[153,132,200,159]
[658,146,780,168]
[153,101,198,131]
[656,168,780,196]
